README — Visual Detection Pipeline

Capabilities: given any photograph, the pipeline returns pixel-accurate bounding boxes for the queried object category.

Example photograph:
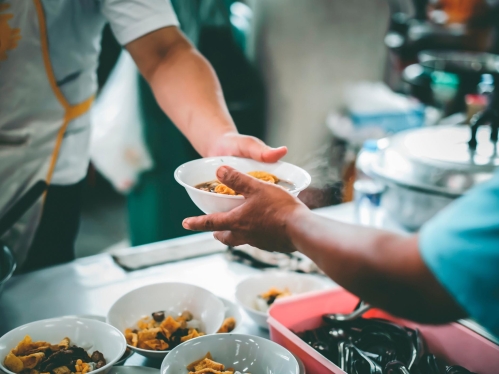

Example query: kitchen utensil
[323,301,372,323]
[361,123,499,230]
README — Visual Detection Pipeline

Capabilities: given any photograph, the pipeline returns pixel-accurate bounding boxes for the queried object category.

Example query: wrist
[285,204,313,253]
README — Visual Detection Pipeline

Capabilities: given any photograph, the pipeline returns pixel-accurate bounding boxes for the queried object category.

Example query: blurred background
[78,0,499,257]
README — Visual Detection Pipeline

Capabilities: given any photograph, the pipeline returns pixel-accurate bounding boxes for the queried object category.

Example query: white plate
[0,317,126,374]
[107,282,225,360]
[174,156,311,214]
[236,272,330,329]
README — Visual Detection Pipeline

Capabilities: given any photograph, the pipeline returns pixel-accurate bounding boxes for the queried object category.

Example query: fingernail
[182,219,190,229]
[217,166,228,179]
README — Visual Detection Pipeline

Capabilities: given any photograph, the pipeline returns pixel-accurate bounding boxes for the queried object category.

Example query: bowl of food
[160,333,300,374]
[0,317,126,374]
[235,272,330,329]
[106,283,225,360]
[174,157,311,214]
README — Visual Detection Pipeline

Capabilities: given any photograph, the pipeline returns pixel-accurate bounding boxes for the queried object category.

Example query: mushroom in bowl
[106,283,225,360]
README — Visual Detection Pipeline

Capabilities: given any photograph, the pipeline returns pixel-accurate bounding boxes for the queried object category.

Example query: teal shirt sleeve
[419,172,499,338]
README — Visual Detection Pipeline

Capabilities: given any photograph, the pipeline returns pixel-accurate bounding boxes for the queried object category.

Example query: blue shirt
[420,172,499,337]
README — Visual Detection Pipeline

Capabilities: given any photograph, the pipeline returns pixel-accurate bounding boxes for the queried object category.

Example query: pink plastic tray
[268,288,499,374]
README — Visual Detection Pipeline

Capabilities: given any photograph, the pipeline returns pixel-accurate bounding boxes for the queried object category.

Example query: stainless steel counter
[0,202,496,368]
[0,203,402,335]
[1,204,362,366]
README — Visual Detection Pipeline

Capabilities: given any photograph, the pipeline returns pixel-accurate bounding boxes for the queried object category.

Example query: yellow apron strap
[45,95,95,185]
[33,0,95,185]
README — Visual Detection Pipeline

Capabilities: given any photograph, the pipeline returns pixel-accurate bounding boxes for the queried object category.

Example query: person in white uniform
[0,0,287,272]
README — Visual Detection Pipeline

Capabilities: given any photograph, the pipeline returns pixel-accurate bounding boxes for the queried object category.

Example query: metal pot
[0,242,16,298]
[362,124,499,230]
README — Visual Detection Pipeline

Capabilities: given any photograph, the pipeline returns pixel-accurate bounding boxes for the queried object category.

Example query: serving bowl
[236,272,330,329]
[174,156,311,214]
[0,317,126,374]
[106,282,225,360]
[160,333,300,374]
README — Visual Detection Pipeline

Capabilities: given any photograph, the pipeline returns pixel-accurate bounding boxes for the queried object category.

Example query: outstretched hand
[182,166,309,252]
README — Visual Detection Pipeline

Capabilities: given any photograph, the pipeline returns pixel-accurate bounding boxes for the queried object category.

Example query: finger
[217,166,258,196]
[213,231,247,247]
[261,146,288,163]
[236,136,287,163]
[183,212,235,232]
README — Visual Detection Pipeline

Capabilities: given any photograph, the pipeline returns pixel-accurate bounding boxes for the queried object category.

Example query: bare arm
[288,211,465,323]
[183,166,466,324]
[126,27,287,161]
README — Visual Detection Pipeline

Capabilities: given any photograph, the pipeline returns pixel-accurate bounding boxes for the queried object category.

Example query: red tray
[268,288,499,374]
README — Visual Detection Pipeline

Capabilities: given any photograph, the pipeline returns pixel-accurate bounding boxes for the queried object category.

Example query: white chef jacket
[46,0,179,185]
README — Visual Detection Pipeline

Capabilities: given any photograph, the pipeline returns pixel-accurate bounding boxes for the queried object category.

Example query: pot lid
[370,125,499,197]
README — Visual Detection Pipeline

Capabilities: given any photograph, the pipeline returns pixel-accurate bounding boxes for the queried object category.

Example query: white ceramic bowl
[161,333,300,374]
[174,157,311,214]
[106,283,225,360]
[0,317,126,374]
[218,297,243,334]
[236,272,330,329]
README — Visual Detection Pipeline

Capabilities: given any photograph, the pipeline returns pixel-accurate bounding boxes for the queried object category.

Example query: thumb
[217,166,258,196]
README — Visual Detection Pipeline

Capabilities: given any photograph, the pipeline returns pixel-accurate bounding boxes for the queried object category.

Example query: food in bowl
[216,317,236,334]
[187,352,247,374]
[3,336,106,374]
[195,171,295,196]
[124,311,204,352]
[255,287,291,312]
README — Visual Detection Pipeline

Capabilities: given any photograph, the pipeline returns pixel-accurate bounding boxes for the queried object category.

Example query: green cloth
[127,77,203,246]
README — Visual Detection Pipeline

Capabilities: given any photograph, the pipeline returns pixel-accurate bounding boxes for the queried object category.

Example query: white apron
[0,0,94,265]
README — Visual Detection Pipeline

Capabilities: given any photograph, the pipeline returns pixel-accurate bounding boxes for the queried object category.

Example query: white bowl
[218,297,243,334]
[235,272,330,329]
[174,156,311,214]
[0,317,126,374]
[106,283,225,360]
[161,333,300,374]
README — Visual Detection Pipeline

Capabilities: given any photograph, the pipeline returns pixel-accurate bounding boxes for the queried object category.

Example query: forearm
[287,209,466,323]
[143,39,236,156]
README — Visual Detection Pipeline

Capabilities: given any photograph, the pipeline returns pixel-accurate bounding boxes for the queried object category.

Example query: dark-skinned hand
[182,166,309,252]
